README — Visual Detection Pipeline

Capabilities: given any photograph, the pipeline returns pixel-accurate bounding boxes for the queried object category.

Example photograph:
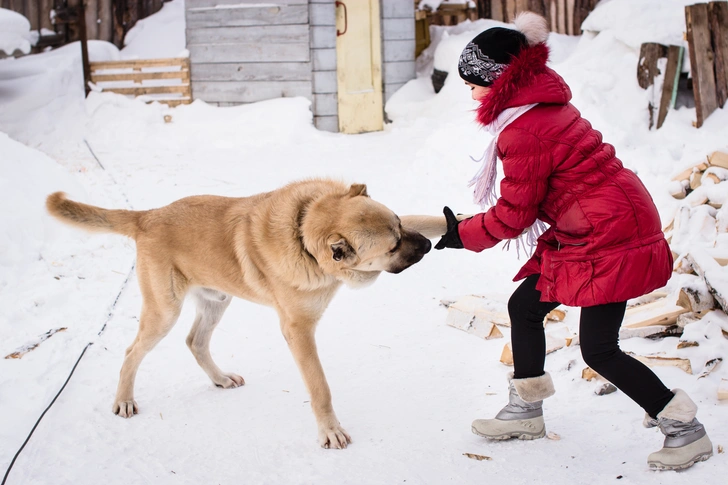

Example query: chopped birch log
[595,383,617,395]
[445,296,508,339]
[677,310,712,328]
[690,170,703,190]
[677,340,699,349]
[500,330,568,365]
[623,298,689,328]
[582,367,602,381]
[685,249,728,312]
[620,324,682,340]
[719,378,728,400]
[676,285,716,313]
[4,327,68,359]
[697,357,722,378]
[710,151,728,169]
[626,352,693,374]
[671,162,709,182]
[545,309,566,322]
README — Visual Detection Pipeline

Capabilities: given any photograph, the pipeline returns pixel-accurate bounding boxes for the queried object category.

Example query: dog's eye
[389,238,401,254]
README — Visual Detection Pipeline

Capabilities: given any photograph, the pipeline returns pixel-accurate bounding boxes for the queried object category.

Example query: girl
[434,12,713,471]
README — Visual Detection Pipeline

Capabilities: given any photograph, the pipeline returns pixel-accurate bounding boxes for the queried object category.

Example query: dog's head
[304,184,432,287]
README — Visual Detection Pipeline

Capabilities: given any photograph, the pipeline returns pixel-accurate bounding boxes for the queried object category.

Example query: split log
[710,151,728,169]
[671,162,709,182]
[697,357,722,378]
[623,298,689,328]
[500,330,568,365]
[685,249,728,312]
[626,352,693,374]
[446,299,505,340]
[657,45,684,129]
[719,378,728,400]
[709,1,728,108]
[677,340,699,349]
[620,324,682,341]
[690,170,703,190]
[582,367,602,381]
[686,3,719,127]
[545,309,566,322]
[677,310,712,328]
[676,285,716,313]
[4,327,67,359]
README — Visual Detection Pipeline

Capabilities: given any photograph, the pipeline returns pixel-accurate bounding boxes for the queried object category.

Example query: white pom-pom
[514,11,549,46]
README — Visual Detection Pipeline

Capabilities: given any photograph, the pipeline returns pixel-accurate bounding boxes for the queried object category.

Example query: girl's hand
[434,207,464,250]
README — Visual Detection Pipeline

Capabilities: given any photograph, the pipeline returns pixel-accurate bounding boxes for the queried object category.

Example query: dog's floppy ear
[348,184,368,198]
[330,237,356,262]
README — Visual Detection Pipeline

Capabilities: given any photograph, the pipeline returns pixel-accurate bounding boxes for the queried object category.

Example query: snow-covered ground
[1,1,726,484]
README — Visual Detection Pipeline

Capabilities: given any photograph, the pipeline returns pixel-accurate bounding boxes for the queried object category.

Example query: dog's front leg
[279,316,351,449]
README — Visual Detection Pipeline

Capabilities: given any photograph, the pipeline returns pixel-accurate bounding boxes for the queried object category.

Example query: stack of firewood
[441,154,728,399]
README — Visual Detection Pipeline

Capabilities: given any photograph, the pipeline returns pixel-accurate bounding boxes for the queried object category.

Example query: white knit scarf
[468,103,547,258]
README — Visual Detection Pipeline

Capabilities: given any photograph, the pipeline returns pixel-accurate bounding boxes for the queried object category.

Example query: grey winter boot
[471,372,555,440]
[645,389,713,470]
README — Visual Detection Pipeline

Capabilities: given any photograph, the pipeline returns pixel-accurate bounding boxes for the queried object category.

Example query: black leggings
[508,274,674,418]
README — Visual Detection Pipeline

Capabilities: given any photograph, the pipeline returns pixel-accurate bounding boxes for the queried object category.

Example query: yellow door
[335,0,383,134]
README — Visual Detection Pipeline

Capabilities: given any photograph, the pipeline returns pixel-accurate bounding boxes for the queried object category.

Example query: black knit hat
[458,12,549,87]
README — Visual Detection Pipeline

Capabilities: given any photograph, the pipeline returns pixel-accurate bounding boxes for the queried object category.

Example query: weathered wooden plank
[638,42,668,129]
[686,3,719,128]
[186,4,308,29]
[91,71,190,82]
[90,58,189,70]
[98,0,113,42]
[312,70,337,94]
[312,48,336,71]
[314,115,338,133]
[186,0,307,8]
[85,0,99,40]
[188,42,310,63]
[383,17,415,41]
[383,39,415,62]
[710,1,728,108]
[313,92,337,116]
[381,0,415,19]
[310,2,335,26]
[186,24,309,45]
[190,62,311,82]
[657,45,683,129]
[192,80,312,103]
[101,85,190,95]
[383,60,415,84]
[310,25,336,49]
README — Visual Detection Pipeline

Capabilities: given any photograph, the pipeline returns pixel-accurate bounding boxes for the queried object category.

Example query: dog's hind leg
[186,288,244,389]
[113,263,185,418]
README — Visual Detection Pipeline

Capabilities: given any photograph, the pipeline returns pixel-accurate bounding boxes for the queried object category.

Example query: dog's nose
[423,238,432,253]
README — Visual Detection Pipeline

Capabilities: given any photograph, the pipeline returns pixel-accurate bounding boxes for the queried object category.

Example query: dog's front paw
[113,399,138,418]
[318,422,352,449]
[214,373,245,388]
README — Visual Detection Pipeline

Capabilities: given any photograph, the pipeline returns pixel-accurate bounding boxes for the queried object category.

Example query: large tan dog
[46,179,446,449]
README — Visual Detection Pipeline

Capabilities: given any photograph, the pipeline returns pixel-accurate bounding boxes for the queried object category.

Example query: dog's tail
[46,192,142,239]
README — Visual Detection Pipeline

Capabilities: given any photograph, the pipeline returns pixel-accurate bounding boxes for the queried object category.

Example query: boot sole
[648,451,713,471]
[471,425,545,441]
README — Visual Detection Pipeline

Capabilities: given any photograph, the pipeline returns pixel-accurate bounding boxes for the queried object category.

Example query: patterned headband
[458,42,508,85]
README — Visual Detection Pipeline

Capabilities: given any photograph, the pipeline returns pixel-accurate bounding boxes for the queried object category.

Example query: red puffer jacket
[457,43,673,307]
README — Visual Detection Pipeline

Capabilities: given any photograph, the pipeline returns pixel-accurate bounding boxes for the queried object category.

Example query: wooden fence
[89,57,192,106]
[0,0,164,49]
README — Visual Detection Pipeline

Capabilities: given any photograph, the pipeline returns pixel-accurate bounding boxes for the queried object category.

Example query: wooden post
[709,1,728,108]
[637,42,668,129]
[79,0,91,96]
[657,45,684,129]
[686,3,719,128]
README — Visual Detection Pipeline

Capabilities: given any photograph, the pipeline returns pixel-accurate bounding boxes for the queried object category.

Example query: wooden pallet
[89,57,192,107]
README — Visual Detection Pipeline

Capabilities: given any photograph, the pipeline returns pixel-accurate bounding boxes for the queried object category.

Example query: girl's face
[465,82,492,101]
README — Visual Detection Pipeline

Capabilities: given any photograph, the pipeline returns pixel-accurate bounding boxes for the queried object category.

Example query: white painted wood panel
[381,0,415,19]
[383,61,415,84]
[310,3,335,26]
[189,42,310,63]
[383,40,414,62]
[187,24,309,45]
[313,93,338,116]
[191,62,311,82]
[186,4,308,29]
[312,48,336,71]
[312,70,337,93]
[383,18,415,40]
[311,25,336,49]
[192,81,312,103]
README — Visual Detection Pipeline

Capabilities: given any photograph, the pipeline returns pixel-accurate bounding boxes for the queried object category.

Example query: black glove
[434,206,464,250]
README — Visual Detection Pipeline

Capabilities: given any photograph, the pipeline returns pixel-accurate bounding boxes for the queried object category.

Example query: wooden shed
[184,0,417,133]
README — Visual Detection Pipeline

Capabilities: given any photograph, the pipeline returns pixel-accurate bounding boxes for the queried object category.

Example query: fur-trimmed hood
[476,43,572,126]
